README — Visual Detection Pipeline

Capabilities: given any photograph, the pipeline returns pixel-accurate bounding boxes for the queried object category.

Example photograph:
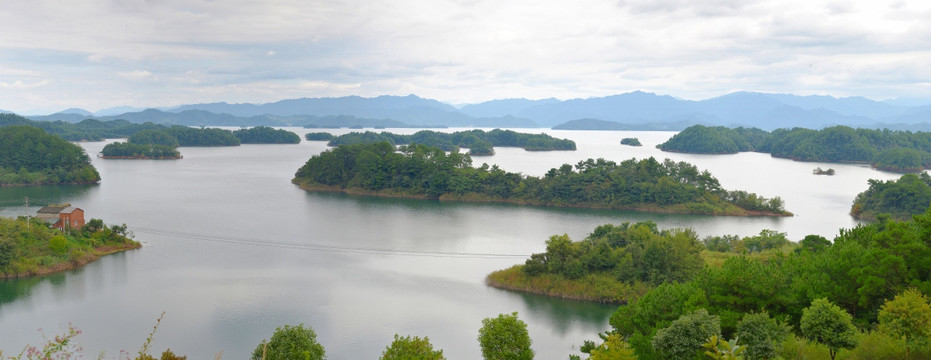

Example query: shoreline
[292,180,792,217]
[0,241,141,280]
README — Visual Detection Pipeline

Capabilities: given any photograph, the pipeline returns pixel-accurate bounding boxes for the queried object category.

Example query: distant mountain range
[17,92,931,131]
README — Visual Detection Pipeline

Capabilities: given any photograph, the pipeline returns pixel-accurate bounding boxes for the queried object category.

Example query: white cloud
[118,70,154,80]
[0,80,49,89]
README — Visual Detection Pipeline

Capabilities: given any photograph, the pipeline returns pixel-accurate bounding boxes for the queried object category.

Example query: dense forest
[326,129,575,155]
[0,113,163,141]
[620,137,642,146]
[305,132,336,141]
[0,216,139,278]
[233,126,301,144]
[0,125,100,185]
[293,142,789,216]
[659,124,931,172]
[490,210,931,360]
[850,172,931,220]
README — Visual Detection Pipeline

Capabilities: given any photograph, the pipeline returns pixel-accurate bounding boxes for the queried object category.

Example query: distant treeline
[851,172,931,220]
[101,126,299,159]
[292,142,789,216]
[0,125,100,185]
[323,129,576,155]
[1,113,162,141]
[659,124,931,172]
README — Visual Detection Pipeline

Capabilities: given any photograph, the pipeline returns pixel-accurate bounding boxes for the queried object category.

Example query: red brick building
[36,204,85,231]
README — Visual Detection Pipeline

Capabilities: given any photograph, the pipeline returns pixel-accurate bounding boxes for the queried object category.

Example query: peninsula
[0,216,140,279]
[292,142,791,216]
[0,125,100,186]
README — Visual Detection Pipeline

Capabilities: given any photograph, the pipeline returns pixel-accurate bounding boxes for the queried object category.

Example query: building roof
[37,204,71,214]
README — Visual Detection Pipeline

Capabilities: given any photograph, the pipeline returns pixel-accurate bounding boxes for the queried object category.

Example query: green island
[305,132,336,141]
[0,216,139,279]
[233,126,301,144]
[326,129,575,155]
[0,125,100,186]
[851,172,931,220]
[620,137,642,146]
[489,208,931,359]
[0,113,163,141]
[292,142,790,216]
[659,124,931,173]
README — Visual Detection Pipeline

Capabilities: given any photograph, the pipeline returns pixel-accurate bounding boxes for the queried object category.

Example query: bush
[478,312,533,360]
[380,334,445,360]
[651,309,720,360]
[252,324,326,360]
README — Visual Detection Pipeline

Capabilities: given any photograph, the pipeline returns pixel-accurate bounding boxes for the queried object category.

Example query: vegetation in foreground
[850,172,931,220]
[0,125,100,186]
[0,216,139,278]
[293,142,790,216]
[659,124,931,173]
[326,128,575,155]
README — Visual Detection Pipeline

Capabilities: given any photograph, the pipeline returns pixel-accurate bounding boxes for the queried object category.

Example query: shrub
[252,324,326,360]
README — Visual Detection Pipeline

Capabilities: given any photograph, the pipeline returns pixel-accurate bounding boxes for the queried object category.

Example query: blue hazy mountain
[16,91,931,130]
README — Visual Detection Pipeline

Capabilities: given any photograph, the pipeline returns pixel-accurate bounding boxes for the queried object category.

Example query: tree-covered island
[0,216,139,278]
[233,126,301,144]
[659,124,931,173]
[292,142,790,216]
[620,137,642,146]
[851,172,931,221]
[0,125,100,185]
[326,129,575,156]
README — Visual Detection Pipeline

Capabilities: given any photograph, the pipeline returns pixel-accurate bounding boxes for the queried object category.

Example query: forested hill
[0,125,100,185]
[851,173,931,220]
[292,142,790,216]
[324,129,576,155]
[659,124,931,173]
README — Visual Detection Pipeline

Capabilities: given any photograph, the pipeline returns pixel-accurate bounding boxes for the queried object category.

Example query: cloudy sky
[1,0,930,114]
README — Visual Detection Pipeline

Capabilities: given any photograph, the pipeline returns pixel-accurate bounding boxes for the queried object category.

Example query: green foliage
[851,173,931,220]
[305,132,336,141]
[233,126,301,144]
[660,125,931,173]
[800,298,858,360]
[651,309,721,360]
[478,312,534,360]
[163,125,240,146]
[659,126,767,154]
[702,335,744,360]
[129,129,180,147]
[736,312,789,360]
[251,324,326,360]
[0,216,136,276]
[294,142,789,215]
[0,113,162,141]
[0,125,100,185]
[620,138,642,147]
[798,234,831,253]
[610,281,708,340]
[587,333,638,360]
[877,288,931,354]
[327,129,576,152]
[100,142,181,159]
[380,334,445,360]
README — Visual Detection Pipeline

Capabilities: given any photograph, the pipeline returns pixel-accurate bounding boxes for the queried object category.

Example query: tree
[736,312,789,360]
[478,312,534,360]
[251,324,325,360]
[800,298,858,360]
[651,309,721,360]
[587,333,638,360]
[877,288,931,356]
[380,334,445,360]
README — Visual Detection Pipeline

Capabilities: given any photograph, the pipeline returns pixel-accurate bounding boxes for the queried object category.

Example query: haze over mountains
[17,91,931,131]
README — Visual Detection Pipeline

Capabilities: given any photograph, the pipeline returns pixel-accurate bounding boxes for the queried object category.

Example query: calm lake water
[0,128,902,359]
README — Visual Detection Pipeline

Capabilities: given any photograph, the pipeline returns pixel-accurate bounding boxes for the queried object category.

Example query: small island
[850,172,931,221]
[233,126,301,144]
[325,128,576,156]
[620,137,642,146]
[0,125,100,185]
[0,210,139,279]
[305,132,336,141]
[812,167,835,175]
[292,142,791,216]
[659,124,931,173]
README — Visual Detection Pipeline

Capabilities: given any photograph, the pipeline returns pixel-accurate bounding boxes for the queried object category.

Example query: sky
[1,0,931,114]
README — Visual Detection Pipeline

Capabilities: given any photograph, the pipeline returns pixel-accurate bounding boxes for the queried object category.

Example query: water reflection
[0,273,67,307]
[0,184,97,212]
[490,286,617,336]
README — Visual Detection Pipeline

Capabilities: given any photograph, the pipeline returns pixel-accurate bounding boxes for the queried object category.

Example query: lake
[0,128,901,359]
